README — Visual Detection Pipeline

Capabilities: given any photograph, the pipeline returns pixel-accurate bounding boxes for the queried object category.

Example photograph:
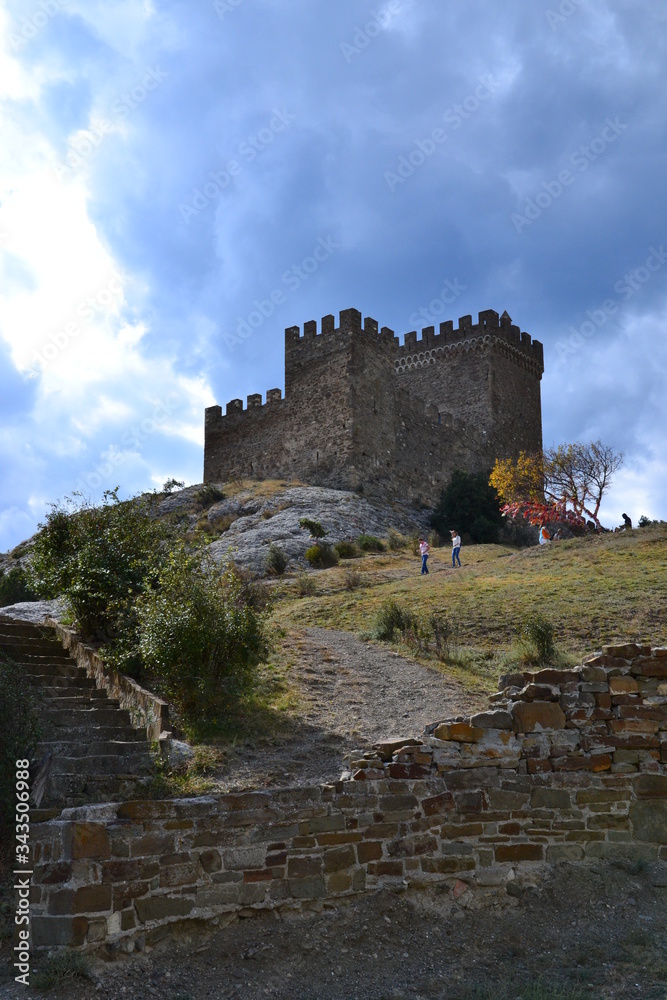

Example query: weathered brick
[630,800,667,843]
[287,856,322,878]
[288,877,326,899]
[67,823,110,861]
[323,846,356,872]
[357,841,383,863]
[421,856,476,874]
[495,844,544,862]
[135,894,194,923]
[512,701,566,733]
[433,722,486,743]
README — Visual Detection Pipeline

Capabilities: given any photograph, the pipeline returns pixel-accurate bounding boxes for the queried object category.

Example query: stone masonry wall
[203,307,544,506]
[27,642,666,955]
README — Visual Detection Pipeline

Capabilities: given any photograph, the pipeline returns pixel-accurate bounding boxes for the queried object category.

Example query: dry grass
[270,524,667,693]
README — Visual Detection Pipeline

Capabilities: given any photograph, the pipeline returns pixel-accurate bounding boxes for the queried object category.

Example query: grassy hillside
[270,523,667,692]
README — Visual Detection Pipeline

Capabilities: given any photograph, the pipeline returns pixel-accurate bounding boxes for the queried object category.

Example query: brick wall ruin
[203,307,544,506]
[28,642,667,954]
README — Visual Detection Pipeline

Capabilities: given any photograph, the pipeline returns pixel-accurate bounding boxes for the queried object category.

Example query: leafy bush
[0,654,41,833]
[138,548,269,734]
[305,543,339,568]
[334,539,359,559]
[299,517,327,539]
[295,572,317,596]
[265,543,288,576]
[28,490,168,643]
[343,567,363,590]
[162,478,185,494]
[0,565,38,607]
[431,469,503,544]
[357,534,385,552]
[375,598,416,640]
[387,528,409,550]
[520,613,556,664]
[194,484,225,507]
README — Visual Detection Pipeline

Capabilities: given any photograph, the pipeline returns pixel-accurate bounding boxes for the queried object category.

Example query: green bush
[194,484,225,507]
[295,572,317,596]
[0,565,38,607]
[431,469,503,544]
[375,598,416,640]
[387,528,409,550]
[305,543,339,568]
[334,539,359,559]
[357,534,385,552]
[343,567,363,590]
[0,654,41,833]
[138,548,269,734]
[299,517,327,539]
[265,544,288,576]
[520,613,556,664]
[28,490,168,643]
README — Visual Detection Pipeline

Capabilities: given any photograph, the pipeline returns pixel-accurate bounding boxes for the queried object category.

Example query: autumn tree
[490,440,623,529]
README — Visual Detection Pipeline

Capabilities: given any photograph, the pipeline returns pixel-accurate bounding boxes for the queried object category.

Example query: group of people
[418,531,461,575]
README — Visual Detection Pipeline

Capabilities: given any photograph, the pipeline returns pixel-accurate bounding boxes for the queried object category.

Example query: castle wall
[203,307,544,501]
[27,642,667,954]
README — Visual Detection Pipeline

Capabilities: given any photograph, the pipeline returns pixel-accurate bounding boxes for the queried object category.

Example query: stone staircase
[0,618,154,808]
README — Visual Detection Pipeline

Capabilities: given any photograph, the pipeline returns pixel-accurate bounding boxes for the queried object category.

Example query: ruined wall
[203,306,545,503]
[28,643,667,954]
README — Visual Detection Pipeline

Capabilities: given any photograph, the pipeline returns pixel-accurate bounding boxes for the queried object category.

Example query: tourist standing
[418,537,430,574]
[450,530,461,568]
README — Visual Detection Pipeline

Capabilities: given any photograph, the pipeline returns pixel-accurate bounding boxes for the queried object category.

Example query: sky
[1,0,666,551]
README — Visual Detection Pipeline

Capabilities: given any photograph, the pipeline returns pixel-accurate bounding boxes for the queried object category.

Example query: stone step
[49,753,153,777]
[20,663,89,679]
[38,724,148,742]
[46,772,152,807]
[0,621,56,639]
[8,651,78,666]
[0,639,69,654]
[37,738,154,758]
[23,671,95,688]
[43,706,132,727]
[39,688,109,703]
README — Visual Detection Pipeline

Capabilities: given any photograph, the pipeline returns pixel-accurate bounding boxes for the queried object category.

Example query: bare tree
[545,440,624,527]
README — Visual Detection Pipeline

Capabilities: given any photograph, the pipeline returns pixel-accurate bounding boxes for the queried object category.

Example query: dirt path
[208,628,483,792]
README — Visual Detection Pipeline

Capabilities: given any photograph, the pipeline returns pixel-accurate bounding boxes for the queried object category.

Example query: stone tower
[204,307,544,505]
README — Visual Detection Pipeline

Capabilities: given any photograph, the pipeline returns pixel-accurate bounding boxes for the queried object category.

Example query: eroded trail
[212,627,482,791]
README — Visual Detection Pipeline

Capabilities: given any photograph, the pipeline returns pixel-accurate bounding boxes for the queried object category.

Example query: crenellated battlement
[395,309,544,371]
[205,388,284,425]
[285,307,396,346]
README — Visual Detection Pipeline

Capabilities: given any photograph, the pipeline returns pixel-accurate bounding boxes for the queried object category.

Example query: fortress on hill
[204,307,544,505]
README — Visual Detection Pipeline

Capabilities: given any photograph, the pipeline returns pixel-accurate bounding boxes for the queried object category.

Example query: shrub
[299,517,327,539]
[305,543,339,568]
[343,567,363,590]
[162,478,185,494]
[28,490,168,641]
[265,543,288,576]
[0,654,41,833]
[0,565,38,607]
[520,613,556,664]
[194,484,225,507]
[387,528,408,550]
[375,598,416,640]
[334,539,359,559]
[32,952,91,991]
[431,469,503,544]
[357,534,385,552]
[137,548,269,733]
[295,572,317,596]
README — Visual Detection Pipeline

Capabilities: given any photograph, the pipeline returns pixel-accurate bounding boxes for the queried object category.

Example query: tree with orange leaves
[490,440,623,529]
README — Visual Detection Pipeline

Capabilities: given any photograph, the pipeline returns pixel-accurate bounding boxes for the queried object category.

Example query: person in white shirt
[418,538,430,574]
[538,525,551,545]
[450,530,461,567]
